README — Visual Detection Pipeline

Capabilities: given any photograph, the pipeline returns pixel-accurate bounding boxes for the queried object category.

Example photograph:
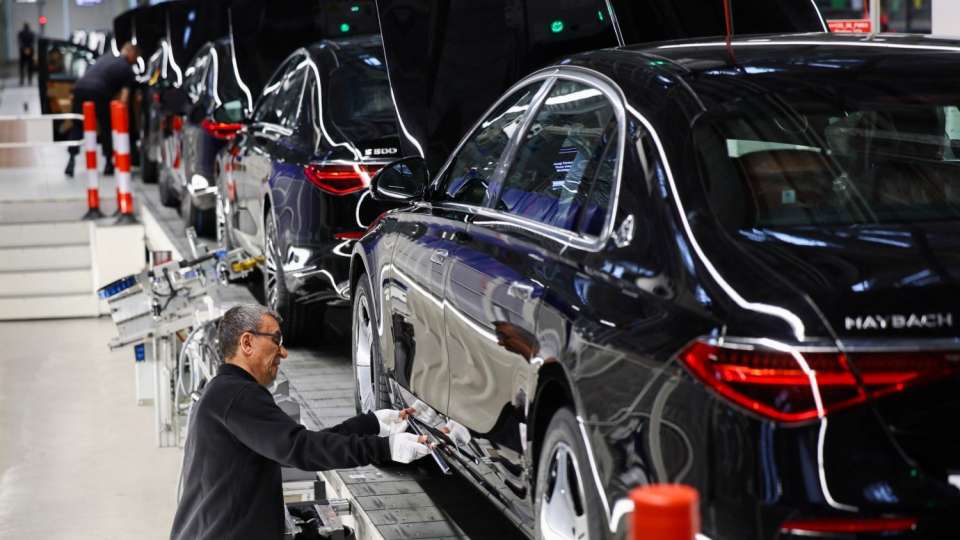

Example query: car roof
[558,33,960,110]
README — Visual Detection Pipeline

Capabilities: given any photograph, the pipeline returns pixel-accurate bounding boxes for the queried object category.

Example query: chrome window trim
[484,77,558,205]
[429,70,558,193]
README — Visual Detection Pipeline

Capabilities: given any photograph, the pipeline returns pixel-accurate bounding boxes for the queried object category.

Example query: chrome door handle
[430,249,448,265]
[507,281,534,300]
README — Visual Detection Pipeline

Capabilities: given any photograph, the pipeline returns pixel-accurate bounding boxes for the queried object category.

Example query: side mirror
[160,87,192,116]
[213,100,246,124]
[370,157,428,202]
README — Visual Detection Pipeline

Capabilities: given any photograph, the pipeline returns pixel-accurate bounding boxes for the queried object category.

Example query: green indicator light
[551,20,564,33]
[340,23,351,33]
[910,469,918,477]
[597,10,603,21]
[351,5,359,11]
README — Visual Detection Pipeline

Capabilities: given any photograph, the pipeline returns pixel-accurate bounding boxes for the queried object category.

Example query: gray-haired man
[171,304,429,540]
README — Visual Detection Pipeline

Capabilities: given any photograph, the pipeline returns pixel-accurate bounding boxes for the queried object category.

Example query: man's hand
[388,433,432,463]
[374,409,409,437]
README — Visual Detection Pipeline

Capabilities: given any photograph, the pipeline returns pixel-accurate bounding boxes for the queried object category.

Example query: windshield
[694,83,960,229]
[328,53,397,142]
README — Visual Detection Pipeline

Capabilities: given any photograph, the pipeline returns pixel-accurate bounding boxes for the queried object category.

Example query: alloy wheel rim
[540,441,589,540]
[215,193,226,249]
[354,288,374,412]
[264,218,279,309]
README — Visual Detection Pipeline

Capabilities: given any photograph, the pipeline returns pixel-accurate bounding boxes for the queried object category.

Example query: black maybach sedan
[350,34,960,539]
[217,35,400,342]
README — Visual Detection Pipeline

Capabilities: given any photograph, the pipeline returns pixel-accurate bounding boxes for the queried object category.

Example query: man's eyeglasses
[248,331,284,349]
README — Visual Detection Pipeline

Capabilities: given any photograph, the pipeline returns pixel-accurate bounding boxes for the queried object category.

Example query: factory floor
[0,317,182,539]
[0,75,180,539]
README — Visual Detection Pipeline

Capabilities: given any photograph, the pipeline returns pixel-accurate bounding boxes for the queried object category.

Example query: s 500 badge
[845,313,953,331]
[364,148,398,156]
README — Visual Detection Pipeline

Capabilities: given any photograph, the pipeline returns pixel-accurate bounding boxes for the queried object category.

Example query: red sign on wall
[828,19,873,33]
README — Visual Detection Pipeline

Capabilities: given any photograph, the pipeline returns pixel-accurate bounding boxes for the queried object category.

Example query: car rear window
[327,54,397,142]
[694,83,960,229]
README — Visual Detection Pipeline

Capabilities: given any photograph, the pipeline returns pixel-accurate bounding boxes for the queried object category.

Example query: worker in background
[18,23,35,87]
[170,304,431,540]
[64,42,140,178]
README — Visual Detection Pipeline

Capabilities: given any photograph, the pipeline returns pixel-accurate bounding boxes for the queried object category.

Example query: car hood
[726,223,960,341]
[374,0,824,177]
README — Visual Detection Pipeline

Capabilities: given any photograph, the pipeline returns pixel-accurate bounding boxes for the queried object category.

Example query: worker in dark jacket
[17,23,35,86]
[64,42,140,178]
[170,304,430,540]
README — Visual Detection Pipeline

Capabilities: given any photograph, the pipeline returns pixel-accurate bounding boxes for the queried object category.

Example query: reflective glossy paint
[219,36,402,314]
[353,34,960,539]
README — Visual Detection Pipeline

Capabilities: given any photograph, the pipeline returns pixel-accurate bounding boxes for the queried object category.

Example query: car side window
[578,120,619,237]
[277,63,308,131]
[294,73,319,147]
[436,82,545,206]
[494,79,616,232]
[253,56,300,126]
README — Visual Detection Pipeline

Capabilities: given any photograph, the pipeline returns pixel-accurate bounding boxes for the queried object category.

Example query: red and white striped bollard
[81,101,104,220]
[111,101,136,224]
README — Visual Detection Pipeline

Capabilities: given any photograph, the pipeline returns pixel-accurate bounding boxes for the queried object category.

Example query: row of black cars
[114,0,398,336]
[102,0,960,538]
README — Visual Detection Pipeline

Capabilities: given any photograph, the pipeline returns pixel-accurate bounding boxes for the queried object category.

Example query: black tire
[181,193,215,238]
[534,408,605,540]
[158,165,178,207]
[263,211,325,345]
[141,147,159,184]
[352,272,390,413]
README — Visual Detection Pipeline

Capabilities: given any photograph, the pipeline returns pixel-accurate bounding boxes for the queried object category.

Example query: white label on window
[782,190,796,205]
[348,474,366,479]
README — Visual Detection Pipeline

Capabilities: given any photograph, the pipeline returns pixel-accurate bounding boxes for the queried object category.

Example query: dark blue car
[216,35,401,342]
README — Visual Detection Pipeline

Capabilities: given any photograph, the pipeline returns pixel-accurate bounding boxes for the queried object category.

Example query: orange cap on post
[629,485,700,540]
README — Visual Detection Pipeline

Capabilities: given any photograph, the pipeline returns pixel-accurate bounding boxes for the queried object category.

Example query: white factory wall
[932,0,960,37]
[5,0,134,62]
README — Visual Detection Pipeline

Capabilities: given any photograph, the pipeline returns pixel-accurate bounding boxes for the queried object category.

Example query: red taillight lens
[781,517,918,534]
[201,118,242,140]
[679,341,960,423]
[304,163,384,195]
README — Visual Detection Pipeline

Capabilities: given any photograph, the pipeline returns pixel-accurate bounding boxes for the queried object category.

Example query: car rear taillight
[678,341,960,423]
[781,517,918,534]
[304,163,384,195]
[201,118,242,140]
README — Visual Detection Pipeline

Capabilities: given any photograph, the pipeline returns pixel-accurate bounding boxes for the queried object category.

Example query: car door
[168,46,210,201]
[386,81,549,423]
[532,74,702,505]
[231,55,304,253]
[442,76,636,524]
[181,47,217,197]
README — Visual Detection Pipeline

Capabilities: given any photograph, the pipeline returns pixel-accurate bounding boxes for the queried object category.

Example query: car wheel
[352,272,390,413]
[263,211,325,344]
[215,192,234,250]
[535,408,605,540]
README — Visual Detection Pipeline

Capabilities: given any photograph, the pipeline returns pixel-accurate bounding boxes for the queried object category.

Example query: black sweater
[170,364,390,540]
